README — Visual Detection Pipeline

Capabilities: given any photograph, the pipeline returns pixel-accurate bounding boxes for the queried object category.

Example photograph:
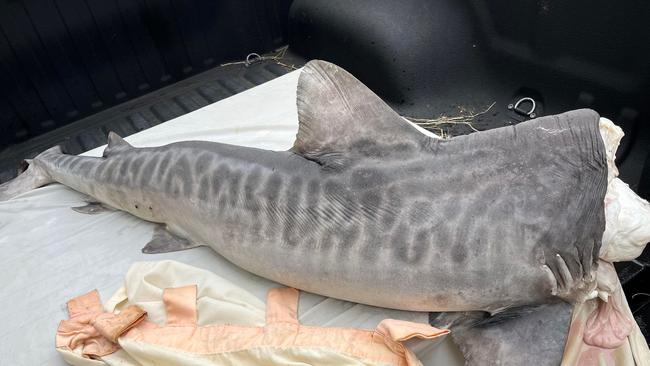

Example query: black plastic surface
[289,0,650,185]
[0,0,292,150]
[0,56,304,184]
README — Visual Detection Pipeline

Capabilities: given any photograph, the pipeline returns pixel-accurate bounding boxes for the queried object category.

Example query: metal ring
[245,53,262,66]
[511,97,536,117]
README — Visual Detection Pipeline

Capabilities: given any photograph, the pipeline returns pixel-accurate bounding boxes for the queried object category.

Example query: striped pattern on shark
[0,61,610,315]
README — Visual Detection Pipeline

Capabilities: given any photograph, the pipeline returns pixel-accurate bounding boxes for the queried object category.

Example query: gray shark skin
[430,301,573,366]
[0,60,607,315]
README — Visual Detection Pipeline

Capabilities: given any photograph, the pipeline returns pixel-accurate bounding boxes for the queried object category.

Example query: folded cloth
[56,290,146,358]
[56,260,449,366]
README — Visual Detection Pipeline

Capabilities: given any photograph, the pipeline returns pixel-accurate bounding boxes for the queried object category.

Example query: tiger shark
[2,60,649,365]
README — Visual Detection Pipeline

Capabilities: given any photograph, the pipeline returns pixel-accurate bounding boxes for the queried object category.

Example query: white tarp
[0,69,463,365]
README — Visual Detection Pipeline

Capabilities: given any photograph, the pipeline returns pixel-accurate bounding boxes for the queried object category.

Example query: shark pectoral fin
[292,60,430,168]
[430,302,573,366]
[71,201,115,215]
[142,224,202,254]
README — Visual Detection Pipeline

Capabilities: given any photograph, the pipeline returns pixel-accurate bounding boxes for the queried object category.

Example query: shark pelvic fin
[142,224,203,254]
[103,132,133,157]
[71,201,115,215]
[292,60,427,169]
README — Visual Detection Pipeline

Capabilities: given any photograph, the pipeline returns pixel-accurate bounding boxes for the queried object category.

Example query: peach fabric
[56,266,448,366]
[56,290,147,358]
[377,319,450,342]
[123,286,449,366]
[94,305,147,343]
[265,287,299,324]
[162,285,197,326]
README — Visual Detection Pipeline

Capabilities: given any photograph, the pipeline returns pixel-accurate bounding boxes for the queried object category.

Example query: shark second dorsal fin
[103,132,133,157]
[292,60,427,169]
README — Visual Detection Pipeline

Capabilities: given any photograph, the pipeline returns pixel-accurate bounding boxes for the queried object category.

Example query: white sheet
[0,69,463,365]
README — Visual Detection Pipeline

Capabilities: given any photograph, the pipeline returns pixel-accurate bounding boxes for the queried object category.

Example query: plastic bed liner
[0,54,304,184]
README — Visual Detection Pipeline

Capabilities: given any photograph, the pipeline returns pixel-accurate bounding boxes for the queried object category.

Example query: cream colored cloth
[57,260,449,366]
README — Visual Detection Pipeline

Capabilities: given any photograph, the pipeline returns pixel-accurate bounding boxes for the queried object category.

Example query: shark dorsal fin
[103,132,132,157]
[292,60,427,169]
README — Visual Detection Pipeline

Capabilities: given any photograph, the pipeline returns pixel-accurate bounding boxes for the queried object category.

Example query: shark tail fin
[0,146,61,202]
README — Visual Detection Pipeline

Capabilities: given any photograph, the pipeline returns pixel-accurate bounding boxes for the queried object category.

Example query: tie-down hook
[508,97,537,119]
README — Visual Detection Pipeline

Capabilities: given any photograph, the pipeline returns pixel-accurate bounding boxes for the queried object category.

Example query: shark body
[1,61,608,315]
